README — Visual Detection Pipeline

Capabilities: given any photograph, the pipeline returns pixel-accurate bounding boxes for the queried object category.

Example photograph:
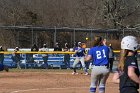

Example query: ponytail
[118,50,128,71]
[93,36,103,47]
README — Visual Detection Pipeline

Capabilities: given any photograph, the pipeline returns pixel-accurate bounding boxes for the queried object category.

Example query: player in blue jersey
[72,42,88,75]
[0,63,9,72]
[85,36,110,93]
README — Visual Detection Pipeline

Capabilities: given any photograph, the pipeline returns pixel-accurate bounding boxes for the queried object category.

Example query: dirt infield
[0,69,119,93]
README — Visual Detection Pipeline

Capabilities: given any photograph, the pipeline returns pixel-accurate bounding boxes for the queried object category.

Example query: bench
[32,55,64,69]
[3,54,78,69]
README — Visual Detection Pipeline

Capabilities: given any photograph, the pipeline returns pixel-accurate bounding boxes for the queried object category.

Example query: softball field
[0,69,121,93]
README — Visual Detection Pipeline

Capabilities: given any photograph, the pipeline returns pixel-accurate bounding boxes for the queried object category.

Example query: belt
[93,64,108,66]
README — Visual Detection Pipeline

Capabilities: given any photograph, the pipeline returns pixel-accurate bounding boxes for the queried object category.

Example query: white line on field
[46,87,88,90]
[10,89,39,93]
[10,86,118,93]
[43,86,118,90]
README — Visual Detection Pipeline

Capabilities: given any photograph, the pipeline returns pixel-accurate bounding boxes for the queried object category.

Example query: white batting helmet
[121,36,140,51]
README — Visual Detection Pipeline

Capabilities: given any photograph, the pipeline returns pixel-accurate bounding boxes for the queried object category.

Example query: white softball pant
[72,57,88,73]
[90,66,109,93]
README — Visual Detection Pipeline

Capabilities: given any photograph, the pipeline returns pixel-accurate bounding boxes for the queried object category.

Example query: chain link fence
[0,26,140,49]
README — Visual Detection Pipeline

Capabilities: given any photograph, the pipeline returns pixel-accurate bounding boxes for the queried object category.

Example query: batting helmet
[121,36,140,51]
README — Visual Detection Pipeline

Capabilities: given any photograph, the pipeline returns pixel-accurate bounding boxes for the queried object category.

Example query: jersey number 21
[96,49,106,59]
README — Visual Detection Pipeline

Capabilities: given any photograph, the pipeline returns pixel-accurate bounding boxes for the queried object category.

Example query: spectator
[0,46,4,64]
[72,42,78,52]
[85,48,90,70]
[26,44,38,68]
[108,43,114,72]
[53,42,62,57]
[31,43,39,51]
[40,44,49,69]
[54,42,62,51]
[12,47,21,69]
[102,38,107,46]
[63,43,70,69]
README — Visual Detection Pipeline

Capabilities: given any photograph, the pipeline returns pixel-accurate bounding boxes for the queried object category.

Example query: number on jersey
[96,49,106,59]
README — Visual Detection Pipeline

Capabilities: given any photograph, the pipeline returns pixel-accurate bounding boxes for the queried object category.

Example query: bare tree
[0,0,139,48]
[102,0,140,28]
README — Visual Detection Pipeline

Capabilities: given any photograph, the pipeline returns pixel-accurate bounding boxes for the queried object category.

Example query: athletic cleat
[72,72,78,75]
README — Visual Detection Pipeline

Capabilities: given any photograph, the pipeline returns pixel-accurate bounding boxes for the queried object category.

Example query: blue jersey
[75,47,85,57]
[88,45,109,66]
